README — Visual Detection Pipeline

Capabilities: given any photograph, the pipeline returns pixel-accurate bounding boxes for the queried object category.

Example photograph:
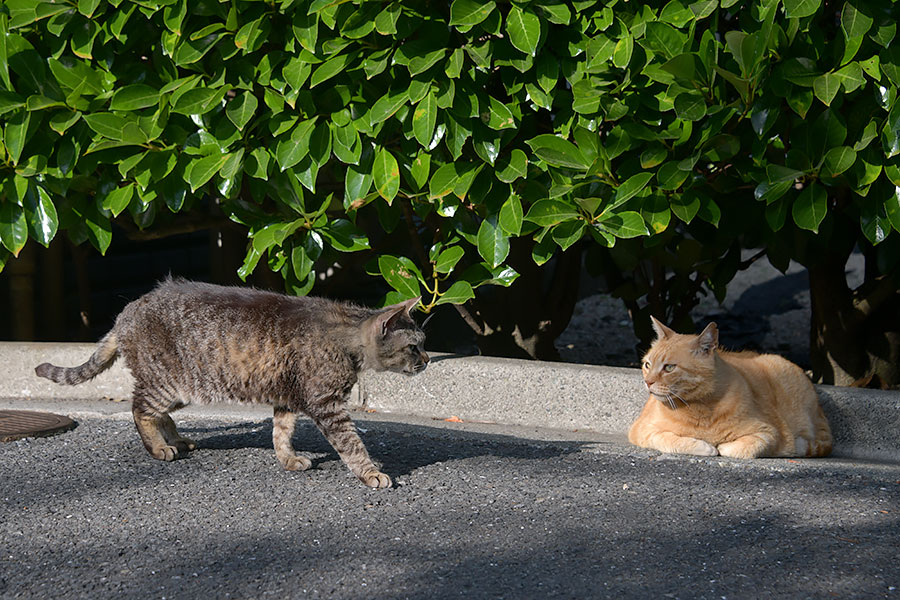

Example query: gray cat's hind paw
[361,470,392,489]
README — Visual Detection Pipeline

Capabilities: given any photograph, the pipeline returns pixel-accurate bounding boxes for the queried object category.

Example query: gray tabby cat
[35,279,429,488]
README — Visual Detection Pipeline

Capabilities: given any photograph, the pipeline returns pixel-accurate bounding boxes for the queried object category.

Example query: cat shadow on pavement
[179,417,589,477]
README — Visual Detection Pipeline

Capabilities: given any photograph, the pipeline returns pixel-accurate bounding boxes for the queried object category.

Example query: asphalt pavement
[1,343,899,599]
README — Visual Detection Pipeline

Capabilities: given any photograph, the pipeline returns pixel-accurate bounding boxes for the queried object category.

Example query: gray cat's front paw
[172,438,196,453]
[361,470,392,489]
[279,454,312,471]
[152,445,181,461]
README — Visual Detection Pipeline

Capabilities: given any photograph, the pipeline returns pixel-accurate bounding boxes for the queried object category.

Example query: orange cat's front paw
[687,439,719,456]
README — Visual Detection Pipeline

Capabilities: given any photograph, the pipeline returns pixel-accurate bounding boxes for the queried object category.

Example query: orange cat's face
[642,317,719,409]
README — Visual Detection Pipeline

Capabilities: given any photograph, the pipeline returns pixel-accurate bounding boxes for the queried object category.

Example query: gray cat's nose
[421,351,430,364]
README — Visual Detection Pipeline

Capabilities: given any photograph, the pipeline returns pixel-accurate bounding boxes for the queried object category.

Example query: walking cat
[628,317,831,458]
[35,279,429,488]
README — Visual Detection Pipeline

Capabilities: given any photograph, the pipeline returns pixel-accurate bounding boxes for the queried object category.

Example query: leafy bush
[1,0,899,379]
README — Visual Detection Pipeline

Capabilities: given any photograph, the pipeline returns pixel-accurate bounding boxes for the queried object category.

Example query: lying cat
[628,317,832,458]
[35,279,429,488]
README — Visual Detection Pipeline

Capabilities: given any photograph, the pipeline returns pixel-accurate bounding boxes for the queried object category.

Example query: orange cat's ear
[695,322,718,354]
[650,316,676,339]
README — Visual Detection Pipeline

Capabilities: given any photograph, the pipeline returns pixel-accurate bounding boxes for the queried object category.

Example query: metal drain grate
[0,410,77,442]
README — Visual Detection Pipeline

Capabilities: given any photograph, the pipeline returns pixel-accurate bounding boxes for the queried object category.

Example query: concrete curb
[3,342,898,462]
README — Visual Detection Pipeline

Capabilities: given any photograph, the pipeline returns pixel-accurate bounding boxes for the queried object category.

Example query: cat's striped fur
[35,279,429,488]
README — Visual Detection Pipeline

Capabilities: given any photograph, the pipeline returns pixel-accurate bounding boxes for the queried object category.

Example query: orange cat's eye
[642,361,651,369]
[663,364,676,372]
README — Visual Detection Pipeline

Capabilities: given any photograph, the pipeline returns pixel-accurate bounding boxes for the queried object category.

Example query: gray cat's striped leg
[159,414,197,454]
[272,408,312,471]
[307,398,391,489]
[131,387,186,462]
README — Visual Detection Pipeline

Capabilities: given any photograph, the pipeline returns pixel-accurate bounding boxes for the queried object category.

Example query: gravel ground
[1,414,898,600]
[556,253,865,369]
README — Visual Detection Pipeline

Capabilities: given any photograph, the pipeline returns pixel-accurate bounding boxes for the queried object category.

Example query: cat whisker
[670,391,689,407]
[664,394,677,410]
[421,312,436,329]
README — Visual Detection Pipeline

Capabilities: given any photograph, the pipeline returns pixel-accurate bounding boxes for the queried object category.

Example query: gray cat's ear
[650,316,675,339]
[695,322,718,354]
[376,297,420,337]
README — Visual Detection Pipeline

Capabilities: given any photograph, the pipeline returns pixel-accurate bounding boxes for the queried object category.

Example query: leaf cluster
[1,0,899,311]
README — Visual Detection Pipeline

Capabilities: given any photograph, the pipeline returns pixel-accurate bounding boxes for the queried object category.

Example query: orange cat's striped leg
[717,432,776,458]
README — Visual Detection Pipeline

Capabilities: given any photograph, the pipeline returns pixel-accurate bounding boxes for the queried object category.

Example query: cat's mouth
[404,362,428,375]
[648,388,689,410]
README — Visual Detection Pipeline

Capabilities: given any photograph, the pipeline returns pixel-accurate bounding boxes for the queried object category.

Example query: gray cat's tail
[35,332,119,385]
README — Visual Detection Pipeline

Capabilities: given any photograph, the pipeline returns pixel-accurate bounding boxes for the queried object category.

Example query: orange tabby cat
[628,317,832,458]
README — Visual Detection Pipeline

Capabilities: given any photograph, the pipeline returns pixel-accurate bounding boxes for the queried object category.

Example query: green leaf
[885,185,900,233]
[496,149,528,183]
[4,109,30,165]
[506,6,541,57]
[607,173,654,212]
[413,91,437,148]
[461,262,520,287]
[657,162,690,191]
[596,211,649,238]
[185,154,228,193]
[428,163,461,200]
[321,218,370,252]
[841,1,873,40]
[109,84,159,111]
[310,51,358,88]
[101,184,134,217]
[754,180,792,204]
[0,197,28,256]
[813,73,840,106]
[612,33,634,69]
[435,280,475,305]
[551,220,586,251]
[434,246,465,274]
[526,135,590,170]
[586,34,616,69]
[674,93,707,121]
[19,182,56,247]
[369,89,408,126]
[783,0,821,19]
[524,199,580,227]
[476,217,510,268]
[449,0,496,27]
[671,191,701,223]
[373,148,400,203]
[226,92,258,131]
[171,86,226,116]
[379,255,423,298]
[834,62,865,93]
[821,146,857,178]
[483,97,516,130]
[276,119,316,171]
[292,231,324,281]
[792,183,827,232]
[235,16,270,53]
[499,194,523,235]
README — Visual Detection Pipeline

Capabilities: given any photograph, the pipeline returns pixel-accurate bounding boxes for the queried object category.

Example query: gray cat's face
[379,323,429,375]
[370,300,429,375]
